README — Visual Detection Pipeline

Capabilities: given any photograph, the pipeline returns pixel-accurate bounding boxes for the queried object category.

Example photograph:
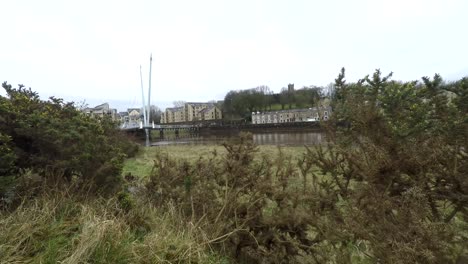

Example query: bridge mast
[147,54,152,126]
[144,54,153,147]
[140,65,147,127]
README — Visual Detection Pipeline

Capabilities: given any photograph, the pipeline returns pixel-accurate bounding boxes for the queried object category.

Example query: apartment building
[161,107,185,123]
[161,102,222,124]
[199,104,222,121]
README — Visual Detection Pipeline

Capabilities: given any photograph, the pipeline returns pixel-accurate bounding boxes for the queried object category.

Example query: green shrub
[117,190,135,212]
[319,69,468,263]
[145,71,468,263]
[0,133,16,176]
[0,82,139,194]
[146,133,333,263]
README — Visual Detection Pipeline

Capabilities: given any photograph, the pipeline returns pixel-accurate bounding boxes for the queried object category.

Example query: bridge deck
[120,122,200,131]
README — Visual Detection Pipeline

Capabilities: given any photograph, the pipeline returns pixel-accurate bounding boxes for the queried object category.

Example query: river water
[151,131,325,146]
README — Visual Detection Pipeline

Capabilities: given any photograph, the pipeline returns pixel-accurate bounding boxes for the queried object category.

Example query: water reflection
[252,132,323,146]
[152,132,324,146]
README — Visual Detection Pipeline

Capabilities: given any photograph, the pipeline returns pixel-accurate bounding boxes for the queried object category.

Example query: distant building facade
[161,102,222,124]
[161,107,185,123]
[252,106,331,125]
[117,109,144,126]
[199,105,222,121]
[127,108,142,123]
[82,103,117,120]
[117,111,129,123]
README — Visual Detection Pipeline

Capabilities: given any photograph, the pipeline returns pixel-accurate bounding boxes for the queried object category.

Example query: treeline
[223,84,327,120]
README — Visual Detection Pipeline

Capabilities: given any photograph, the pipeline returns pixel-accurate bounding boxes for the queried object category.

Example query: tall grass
[0,188,229,264]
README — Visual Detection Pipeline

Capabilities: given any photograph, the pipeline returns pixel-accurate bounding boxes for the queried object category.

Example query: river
[151,131,325,146]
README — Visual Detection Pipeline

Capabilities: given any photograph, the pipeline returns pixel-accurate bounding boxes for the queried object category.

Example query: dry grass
[0,190,229,264]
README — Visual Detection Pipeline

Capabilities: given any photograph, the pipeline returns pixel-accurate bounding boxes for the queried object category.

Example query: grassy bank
[150,129,192,140]
[122,144,308,178]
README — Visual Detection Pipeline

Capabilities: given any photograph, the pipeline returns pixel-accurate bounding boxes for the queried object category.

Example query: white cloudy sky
[1,0,467,110]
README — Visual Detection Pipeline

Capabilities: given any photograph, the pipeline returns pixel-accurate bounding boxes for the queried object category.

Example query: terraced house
[82,103,117,120]
[161,102,222,124]
[252,106,331,124]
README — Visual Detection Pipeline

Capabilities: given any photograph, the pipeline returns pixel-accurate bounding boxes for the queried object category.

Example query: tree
[173,100,186,107]
[294,86,323,108]
[238,90,256,115]
[309,70,468,262]
[326,82,335,98]
[254,85,272,111]
[223,91,236,119]
[287,83,295,109]
[223,90,249,119]
[149,105,162,124]
[265,89,275,110]
[332,67,346,103]
[223,87,270,119]
[0,133,16,176]
[279,87,289,110]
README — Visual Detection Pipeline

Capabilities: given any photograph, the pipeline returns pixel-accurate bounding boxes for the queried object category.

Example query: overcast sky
[1,0,467,110]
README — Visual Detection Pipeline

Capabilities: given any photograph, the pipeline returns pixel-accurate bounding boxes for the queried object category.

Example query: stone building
[161,106,185,123]
[117,111,129,123]
[184,102,210,122]
[161,102,223,124]
[251,106,331,124]
[127,108,142,123]
[199,105,222,121]
[82,103,117,120]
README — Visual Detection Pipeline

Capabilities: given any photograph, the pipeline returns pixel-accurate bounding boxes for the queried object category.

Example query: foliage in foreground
[146,134,466,263]
[146,71,467,263]
[322,69,468,263]
[0,82,139,196]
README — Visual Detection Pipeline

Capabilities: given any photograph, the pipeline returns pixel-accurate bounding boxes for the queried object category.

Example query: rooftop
[166,107,184,112]
[252,106,331,115]
[198,105,215,114]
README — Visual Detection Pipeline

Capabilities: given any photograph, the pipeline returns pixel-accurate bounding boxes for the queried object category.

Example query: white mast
[147,54,152,125]
[140,65,147,126]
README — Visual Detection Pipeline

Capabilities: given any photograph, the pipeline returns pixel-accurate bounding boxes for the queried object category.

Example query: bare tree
[149,105,162,124]
[74,100,89,111]
[173,101,186,107]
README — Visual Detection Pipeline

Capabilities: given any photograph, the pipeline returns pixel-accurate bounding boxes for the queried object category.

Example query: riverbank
[122,144,310,178]
[198,121,323,133]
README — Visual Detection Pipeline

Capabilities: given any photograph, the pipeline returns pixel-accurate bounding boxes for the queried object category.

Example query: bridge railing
[120,121,200,130]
